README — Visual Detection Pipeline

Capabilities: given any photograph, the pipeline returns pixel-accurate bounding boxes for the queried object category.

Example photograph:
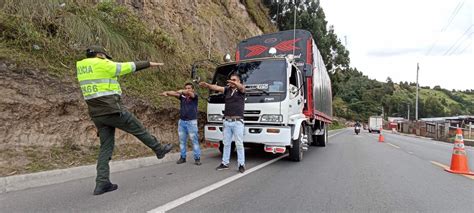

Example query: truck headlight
[261,114,283,122]
[208,114,223,122]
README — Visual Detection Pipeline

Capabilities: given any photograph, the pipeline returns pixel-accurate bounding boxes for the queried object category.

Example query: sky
[321,0,472,91]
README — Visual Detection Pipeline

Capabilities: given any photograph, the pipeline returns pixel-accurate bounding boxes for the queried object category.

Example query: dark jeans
[91,111,161,186]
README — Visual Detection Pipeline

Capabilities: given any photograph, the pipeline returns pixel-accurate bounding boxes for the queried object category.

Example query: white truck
[368,116,383,133]
[197,30,332,161]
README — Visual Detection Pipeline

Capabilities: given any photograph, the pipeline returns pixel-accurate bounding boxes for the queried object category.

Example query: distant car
[363,125,367,130]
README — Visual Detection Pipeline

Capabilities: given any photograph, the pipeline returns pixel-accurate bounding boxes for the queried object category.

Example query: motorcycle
[354,126,360,135]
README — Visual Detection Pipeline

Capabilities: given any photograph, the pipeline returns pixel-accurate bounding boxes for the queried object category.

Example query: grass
[329,120,346,130]
[0,0,191,107]
[419,89,456,110]
[388,85,473,116]
[242,0,278,33]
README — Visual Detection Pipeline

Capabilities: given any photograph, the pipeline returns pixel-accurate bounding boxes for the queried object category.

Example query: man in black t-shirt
[199,73,246,173]
[161,83,201,165]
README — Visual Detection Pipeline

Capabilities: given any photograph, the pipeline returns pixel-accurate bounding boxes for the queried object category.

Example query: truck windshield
[209,60,287,103]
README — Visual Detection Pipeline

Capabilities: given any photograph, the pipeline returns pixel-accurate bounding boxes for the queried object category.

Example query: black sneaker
[215,163,229,170]
[194,158,202,166]
[176,157,186,164]
[155,144,173,159]
[238,165,245,173]
[93,182,118,195]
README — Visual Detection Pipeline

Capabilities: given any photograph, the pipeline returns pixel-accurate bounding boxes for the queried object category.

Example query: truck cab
[204,57,306,153]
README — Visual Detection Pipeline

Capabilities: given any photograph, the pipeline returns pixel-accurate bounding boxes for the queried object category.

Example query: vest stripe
[84,91,121,100]
[115,64,122,76]
[79,79,119,86]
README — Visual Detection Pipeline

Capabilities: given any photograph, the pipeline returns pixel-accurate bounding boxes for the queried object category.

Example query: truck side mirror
[304,64,313,76]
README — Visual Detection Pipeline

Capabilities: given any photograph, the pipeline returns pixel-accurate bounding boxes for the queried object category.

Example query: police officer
[76,45,173,195]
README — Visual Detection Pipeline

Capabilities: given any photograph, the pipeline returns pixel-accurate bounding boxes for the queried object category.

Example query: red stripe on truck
[304,77,313,117]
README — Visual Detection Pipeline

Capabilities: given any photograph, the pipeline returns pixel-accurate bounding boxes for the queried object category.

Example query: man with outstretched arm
[76,45,173,195]
[199,73,246,173]
[161,83,201,165]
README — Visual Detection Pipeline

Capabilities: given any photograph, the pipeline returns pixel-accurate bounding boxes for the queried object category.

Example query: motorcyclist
[354,121,361,134]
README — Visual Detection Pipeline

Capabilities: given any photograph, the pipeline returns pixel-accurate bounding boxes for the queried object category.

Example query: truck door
[289,65,304,117]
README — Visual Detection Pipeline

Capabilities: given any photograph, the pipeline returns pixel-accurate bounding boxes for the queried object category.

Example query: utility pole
[416,62,419,120]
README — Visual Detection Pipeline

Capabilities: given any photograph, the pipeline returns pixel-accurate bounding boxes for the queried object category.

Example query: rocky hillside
[0,0,275,175]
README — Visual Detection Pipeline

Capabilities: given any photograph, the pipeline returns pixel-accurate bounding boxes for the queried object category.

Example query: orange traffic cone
[378,128,384,142]
[445,128,474,175]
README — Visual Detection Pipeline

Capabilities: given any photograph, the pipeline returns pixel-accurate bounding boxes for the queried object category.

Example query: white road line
[430,161,474,180]
[387,143,400,149]
[147,154,287,213]
[148,133,339,213]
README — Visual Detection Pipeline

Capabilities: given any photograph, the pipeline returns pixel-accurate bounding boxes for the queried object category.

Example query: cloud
[321,0,473,90]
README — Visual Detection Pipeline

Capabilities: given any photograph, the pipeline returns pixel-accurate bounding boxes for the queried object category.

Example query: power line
[425,1,465,56]
[447,32,473,55]
[443,25,473,56]
[441,1,464,32]
[457,41,472,55]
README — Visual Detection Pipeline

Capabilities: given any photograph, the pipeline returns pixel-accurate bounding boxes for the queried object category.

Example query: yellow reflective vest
[76,57,136,100]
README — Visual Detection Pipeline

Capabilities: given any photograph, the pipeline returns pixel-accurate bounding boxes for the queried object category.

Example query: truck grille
[221,110,261,114]
[244,110,261,114]
[244,116,259,121]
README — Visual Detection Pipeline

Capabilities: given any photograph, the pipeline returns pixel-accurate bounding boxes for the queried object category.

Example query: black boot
[93,182,118,195]
[176,157,186,164]
[155,144,173,159]
[194,158,202,166]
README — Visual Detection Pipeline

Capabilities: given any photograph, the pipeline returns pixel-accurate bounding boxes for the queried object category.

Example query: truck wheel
[316,126,327,147]
[218,141,235,154]
[289,127,304,161]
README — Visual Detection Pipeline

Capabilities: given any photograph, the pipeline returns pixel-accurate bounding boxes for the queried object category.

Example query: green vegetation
[242,0,278,33]
[329,120,345,130]
[0,0,189,107]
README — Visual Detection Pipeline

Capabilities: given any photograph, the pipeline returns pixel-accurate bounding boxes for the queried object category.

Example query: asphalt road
[1,128,473,213]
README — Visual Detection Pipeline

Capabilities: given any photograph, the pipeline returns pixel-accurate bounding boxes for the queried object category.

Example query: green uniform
[76,57,162,187]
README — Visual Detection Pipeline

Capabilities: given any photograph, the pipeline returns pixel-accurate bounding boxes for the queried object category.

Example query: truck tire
[289,127,304,161]
[316,126,327,147]
[218,141,235,155]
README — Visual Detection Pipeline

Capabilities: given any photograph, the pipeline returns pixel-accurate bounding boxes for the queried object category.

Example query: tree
[423,96,445,117]
[448,103,463,116]
[384,77,394,95]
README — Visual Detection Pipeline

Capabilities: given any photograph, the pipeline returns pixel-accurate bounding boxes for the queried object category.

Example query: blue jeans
[178,119,200,159]
[222,120,245,166]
